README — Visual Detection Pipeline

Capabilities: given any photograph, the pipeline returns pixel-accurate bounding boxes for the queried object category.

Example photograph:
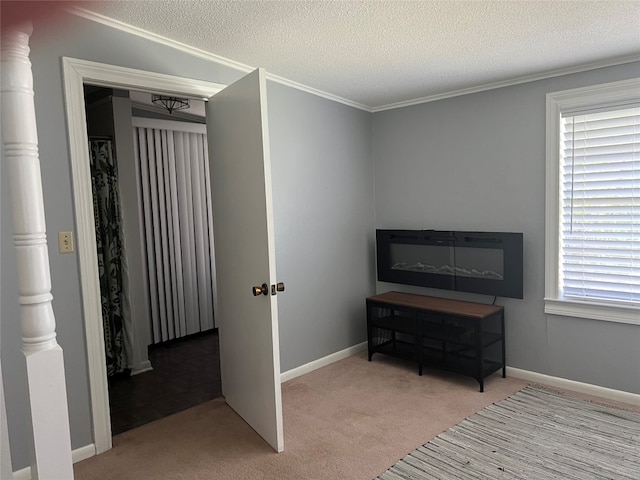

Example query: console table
[366,291,505,392]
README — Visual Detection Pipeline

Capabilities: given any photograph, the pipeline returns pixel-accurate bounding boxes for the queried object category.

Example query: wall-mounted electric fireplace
[376,230,523,299]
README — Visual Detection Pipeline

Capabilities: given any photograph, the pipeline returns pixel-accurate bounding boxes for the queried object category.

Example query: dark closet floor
[108,329,222,435]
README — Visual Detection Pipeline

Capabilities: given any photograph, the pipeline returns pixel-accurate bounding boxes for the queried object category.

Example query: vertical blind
[134,122,216,343]
[560,105,640,304]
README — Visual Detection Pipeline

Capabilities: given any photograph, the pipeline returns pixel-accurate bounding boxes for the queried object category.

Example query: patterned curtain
[90,138,129,377]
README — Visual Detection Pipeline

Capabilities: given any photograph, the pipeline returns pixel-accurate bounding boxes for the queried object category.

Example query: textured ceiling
[83,1,640,109]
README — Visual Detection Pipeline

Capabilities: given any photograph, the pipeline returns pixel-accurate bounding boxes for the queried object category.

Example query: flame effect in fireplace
[391,262,503,280]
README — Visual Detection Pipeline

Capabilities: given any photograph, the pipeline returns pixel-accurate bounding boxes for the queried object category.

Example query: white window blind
[559,106,640,305]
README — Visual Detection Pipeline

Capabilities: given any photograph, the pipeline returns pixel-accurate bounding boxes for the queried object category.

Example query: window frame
[545,78,640,325]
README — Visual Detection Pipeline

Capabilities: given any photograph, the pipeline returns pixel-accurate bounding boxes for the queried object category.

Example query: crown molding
[69,7,254,74]
[372,54,640,112]
[265,71,371,111]
[68,6,640,115]
[67,6,372,112]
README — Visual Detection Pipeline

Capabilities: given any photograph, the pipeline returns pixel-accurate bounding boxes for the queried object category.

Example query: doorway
[64,58,284,455]
[83,86,222,434]
[63,57,226,453]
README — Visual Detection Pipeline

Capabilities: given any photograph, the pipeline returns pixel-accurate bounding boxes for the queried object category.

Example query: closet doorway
[84,86,222,435]
[65,59,285,455]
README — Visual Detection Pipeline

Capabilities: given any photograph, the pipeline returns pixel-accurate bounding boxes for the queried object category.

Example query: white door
[206,68,284,452]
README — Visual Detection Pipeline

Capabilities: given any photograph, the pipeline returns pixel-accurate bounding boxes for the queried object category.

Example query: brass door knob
[252,283,269,296]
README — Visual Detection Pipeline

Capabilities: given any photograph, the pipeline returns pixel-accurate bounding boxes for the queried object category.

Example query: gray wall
[1,12,374,470]
[268,83,375,371]
[372,62,640,395]
[112,96,154,372]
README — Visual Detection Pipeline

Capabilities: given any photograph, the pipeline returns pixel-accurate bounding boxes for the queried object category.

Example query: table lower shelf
[369,343,504,388]
[366,293,506,392]
[368,339,420,372]
[421,347,504,382]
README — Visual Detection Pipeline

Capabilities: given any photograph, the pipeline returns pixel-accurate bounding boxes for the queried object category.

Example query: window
[545,78,640,325]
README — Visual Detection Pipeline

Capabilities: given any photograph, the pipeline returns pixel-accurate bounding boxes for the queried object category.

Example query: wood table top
[367,291,503,318]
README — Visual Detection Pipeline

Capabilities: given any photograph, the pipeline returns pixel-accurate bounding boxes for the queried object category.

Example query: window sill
[544,298,640,325]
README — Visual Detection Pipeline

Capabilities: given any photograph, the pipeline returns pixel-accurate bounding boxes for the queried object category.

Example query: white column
[1,24,74,479]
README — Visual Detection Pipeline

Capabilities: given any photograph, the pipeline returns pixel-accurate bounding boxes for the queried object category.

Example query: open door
[206,68,284,452]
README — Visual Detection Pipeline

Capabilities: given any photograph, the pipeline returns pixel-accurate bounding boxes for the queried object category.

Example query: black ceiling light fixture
[151,94,190,114]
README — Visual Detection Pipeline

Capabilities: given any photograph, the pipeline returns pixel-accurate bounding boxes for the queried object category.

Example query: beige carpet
[75,351,530,479]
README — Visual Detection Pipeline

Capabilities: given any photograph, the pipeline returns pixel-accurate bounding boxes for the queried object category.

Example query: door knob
[252,283,269,296]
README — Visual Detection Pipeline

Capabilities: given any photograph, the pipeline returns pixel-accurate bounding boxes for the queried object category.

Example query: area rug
[375,385,640,479]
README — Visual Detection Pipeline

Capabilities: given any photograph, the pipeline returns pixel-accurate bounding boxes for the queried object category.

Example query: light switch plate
[58,231,74,253]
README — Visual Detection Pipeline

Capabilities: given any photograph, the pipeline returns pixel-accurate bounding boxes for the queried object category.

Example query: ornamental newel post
[1,23,74,479]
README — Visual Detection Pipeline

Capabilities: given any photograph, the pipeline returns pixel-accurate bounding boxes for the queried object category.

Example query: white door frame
[62,57,225,454]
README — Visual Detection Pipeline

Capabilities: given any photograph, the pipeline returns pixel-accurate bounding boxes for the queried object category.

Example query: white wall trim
[62,56,224,455]
[280,342,368,383]
[72,444,96,464]
[373,55,640,112]
[13,465,29,480]
[63,57,226,99]
[281,345,640,406]
[13,444,96,480]
[69,7,253,75]
[68,6,640,114]
[130,360,153,376]
[544,298,640,325]
[68,6,371,112]
[265,71,371,112]
[507,367,640,406]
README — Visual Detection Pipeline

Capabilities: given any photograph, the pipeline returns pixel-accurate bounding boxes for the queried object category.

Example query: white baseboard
[12,467,28,480]
[507,367,640,406]
[280,345,640,407]
[13,444,96,479]
[280,342,368,383]
[72,443,96,464]
[130,360,153,376]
